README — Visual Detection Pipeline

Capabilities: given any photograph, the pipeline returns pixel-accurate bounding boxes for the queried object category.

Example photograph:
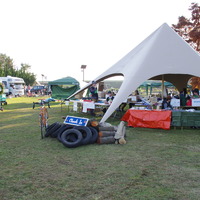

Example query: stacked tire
[44,122,98,148]
[45,122,63,138]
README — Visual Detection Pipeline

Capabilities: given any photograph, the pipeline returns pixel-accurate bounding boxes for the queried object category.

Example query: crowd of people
[88,80,145,116]
[88,80,200,116]
[161,88,200,109]
[25,85,51,97]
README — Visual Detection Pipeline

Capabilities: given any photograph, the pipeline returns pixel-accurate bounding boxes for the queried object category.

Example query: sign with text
[170,99,180,107]
[131,96,137,101]
[192,98,200,107]
[82,101,95,113]
[64,115,89,126]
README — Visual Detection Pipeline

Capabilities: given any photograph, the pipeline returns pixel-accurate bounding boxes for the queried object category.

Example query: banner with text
[64,115,89,126]
[192,98,200,107]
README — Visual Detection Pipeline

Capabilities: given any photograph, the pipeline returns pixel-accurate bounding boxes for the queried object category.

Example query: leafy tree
[189,77,200,89]
[172,3,200,51]
[17,63,36,86]
[0,54,15,77]
[172,2,200,89]
[0,53,36,86]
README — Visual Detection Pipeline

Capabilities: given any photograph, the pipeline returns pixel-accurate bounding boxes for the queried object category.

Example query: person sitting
[192,88,199,98]
[106,91,114,104]
[129,90,142,108]
[161,96,173,110]
[102,91,115,114]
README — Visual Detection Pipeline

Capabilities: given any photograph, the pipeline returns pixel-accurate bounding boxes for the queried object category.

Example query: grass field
[0,97,200,200]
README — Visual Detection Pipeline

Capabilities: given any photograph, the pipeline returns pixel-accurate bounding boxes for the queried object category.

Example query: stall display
[172,110,200,128]
[121,109,172,130]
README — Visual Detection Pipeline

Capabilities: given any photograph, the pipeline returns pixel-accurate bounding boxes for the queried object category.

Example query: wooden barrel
[88,120,99,131]
[98,131,116,137]
[99,126,116,131]
[97,136,115,144]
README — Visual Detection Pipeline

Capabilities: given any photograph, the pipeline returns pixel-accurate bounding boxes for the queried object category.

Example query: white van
[0,76,25,96]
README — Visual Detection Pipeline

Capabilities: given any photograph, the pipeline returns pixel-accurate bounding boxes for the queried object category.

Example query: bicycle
[39,100,49,139]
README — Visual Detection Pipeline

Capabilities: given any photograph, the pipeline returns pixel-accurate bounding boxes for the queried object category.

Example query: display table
[121,109,172,130]
[68,100,109,113]
[171,110,200,128]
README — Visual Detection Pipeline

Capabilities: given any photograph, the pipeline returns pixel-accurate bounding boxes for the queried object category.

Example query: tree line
[0,53,36,86]
[172,2,200,89]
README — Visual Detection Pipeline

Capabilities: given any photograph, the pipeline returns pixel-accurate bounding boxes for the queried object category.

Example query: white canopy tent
[68,23,200,122]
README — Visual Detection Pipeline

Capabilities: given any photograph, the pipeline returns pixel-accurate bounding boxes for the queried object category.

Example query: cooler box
[0,94,6,102]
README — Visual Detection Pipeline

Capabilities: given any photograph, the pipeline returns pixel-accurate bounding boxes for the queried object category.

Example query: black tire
[57,124,74,142]
[73,126,92,145]
[50,123,62,138]
[45,122,61,137]
[46,122,58,132]
[45,122,58,137]
[61,129,83,148]
[88,127,99,144]
[51,125,62,138]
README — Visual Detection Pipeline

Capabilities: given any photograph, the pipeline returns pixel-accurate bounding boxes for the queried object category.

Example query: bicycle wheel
[39,107,48,139]
[40,115,45,139]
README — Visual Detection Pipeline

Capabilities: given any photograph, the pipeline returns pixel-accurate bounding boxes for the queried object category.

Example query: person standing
[89,81,98,116]
[89,81,98,102]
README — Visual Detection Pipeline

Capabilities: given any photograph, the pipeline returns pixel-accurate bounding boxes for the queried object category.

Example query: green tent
[48,76,80,99]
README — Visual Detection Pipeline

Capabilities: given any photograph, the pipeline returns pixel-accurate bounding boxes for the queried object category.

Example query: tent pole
[162,75,164,99]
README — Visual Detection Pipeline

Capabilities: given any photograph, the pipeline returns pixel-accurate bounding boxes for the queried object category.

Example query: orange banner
[121,109,172,130]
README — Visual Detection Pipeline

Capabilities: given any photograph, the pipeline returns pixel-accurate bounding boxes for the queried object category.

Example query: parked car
[30,85,46,94]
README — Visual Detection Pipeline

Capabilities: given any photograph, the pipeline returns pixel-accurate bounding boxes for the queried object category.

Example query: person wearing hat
[89,81,98,102]
[89,81,98,116]
[106,91,115,104]
[102,91,115,114]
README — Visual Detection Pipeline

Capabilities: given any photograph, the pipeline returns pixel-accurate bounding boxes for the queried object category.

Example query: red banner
[121,110,172,130]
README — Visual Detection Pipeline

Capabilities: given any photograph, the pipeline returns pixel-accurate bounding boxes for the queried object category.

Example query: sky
[0,0,196,85]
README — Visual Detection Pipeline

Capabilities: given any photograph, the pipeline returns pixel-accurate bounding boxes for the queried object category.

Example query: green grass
[0,97,200,200]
